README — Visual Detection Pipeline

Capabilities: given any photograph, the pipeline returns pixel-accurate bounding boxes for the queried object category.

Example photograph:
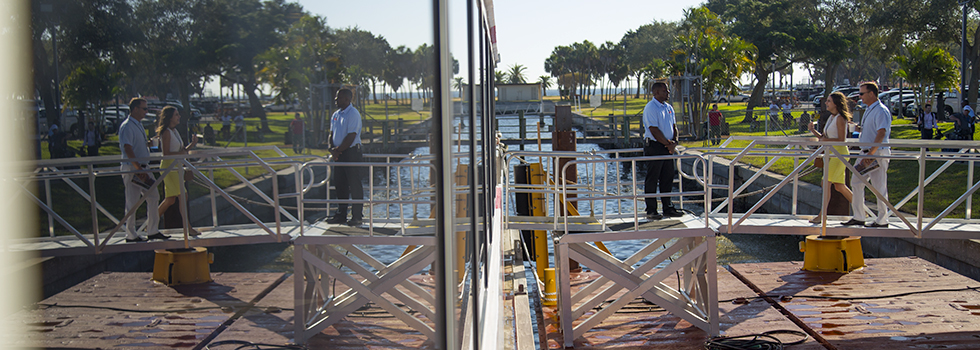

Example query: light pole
[961,1,971,102]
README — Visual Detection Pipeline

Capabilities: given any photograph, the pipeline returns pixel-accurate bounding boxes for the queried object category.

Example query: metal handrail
[690,136,980,238]
[296,157,437,237]
[17,147,314,254]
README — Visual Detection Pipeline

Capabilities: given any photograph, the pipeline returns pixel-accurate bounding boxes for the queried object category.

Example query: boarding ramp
[9,149,451,256]
[9,146,315,256]
[695,136,980,239]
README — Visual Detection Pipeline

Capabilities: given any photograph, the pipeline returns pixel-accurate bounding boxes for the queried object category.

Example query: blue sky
[295,0,706,83]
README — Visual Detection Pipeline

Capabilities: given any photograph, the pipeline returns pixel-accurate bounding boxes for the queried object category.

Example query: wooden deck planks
[730,257,980,350]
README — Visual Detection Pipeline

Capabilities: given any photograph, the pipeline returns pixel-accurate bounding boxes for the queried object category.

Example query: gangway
[15,137,980,347]
[10,148,443,257]
[693,136,980,239]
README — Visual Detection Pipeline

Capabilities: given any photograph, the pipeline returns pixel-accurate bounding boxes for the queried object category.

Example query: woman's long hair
[156,106,177,134]
[828,92,852,121]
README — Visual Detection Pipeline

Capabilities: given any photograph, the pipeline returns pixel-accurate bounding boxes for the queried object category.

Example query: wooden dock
[12,257,980,349]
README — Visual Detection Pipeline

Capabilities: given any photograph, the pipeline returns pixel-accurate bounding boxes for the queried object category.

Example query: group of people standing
[643,81,893,228]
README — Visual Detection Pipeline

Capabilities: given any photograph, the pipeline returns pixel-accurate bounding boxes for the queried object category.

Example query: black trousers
[644,139,675,214]
[333,145,364,219]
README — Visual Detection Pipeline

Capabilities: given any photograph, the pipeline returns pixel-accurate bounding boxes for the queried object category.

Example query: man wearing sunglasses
[118,98,166,242]
[842,82,891,228]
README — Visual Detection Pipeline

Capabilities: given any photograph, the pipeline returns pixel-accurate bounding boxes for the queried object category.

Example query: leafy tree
[507,64,527,84]
[545,45,573,99]
[670,6,756,137]
[538,75,552,96]
[893,42,959,112]
[453,77,465,98]
[60,59,123,120]
[494,70,507,85]
[133,0,225,133]
[256,15,341,146]
[31,0,138,129]
[706,0,819,122]
[335,27,391,104]
[218,0,303,132]
[381,45,413,105]
[620,21,678,98]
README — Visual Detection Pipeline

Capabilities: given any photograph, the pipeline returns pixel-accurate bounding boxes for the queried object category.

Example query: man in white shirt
[233,110,245,141]
[842,82,891,228]
[118,98,167,242]
[641,82,681,219]
[781,100,793,123]
[327,88,364,226]
[919,104,937,139]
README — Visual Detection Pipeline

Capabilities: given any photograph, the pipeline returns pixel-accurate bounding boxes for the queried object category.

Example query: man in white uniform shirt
[842,82,891,228]
[118,98,167,242]
[327,88,364,226]
[642,82,682,219]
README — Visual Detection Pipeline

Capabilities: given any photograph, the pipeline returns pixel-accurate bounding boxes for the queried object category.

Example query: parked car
[711,92,750,103]
[905,90,974,119]
[832,86,860,96]
[877,89,913,105]
[886,92,918,116]
[263,100,302,112]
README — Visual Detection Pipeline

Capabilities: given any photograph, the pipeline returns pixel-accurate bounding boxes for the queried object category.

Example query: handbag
[814,158,824,168]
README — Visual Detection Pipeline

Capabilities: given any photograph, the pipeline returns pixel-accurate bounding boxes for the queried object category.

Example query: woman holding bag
[807,92,854,223]
[156,106,200,236]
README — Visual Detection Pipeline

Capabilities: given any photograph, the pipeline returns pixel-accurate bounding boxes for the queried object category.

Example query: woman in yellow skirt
[156,106,199,236]
[808,92,854,223]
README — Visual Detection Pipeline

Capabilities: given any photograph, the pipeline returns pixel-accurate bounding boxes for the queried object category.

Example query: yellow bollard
[152,247,213,286]
[799,235,865,273]
[529,163,550,278]
[543,268,557,306]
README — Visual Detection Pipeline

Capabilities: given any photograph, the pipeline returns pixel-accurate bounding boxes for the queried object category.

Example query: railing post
[383,120,390,151]
[45,177,54,237]
[610,114,618,146]
[88,164,98,250]
[519,110,526,150]
[622,114,630,147]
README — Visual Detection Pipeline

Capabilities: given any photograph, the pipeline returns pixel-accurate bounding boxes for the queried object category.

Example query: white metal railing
[502,148,708,234]
[294,154,437,236]
[689,136,980,238]
[557,153,711,234]
[13,146,315,255]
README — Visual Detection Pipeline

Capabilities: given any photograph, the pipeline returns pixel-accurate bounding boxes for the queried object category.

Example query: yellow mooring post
[152,247,213,286]
[528,163,549,280]
[543,268,558,306]
[799,235,865,273]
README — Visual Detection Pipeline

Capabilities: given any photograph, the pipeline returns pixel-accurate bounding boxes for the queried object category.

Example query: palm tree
[453,76,465,99]
[893,42,959,116]
[494,70,507,85]
[507,64,527,84]
[538,75,552,96]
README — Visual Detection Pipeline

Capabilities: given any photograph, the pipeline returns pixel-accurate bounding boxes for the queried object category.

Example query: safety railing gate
[503,149,718,347]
